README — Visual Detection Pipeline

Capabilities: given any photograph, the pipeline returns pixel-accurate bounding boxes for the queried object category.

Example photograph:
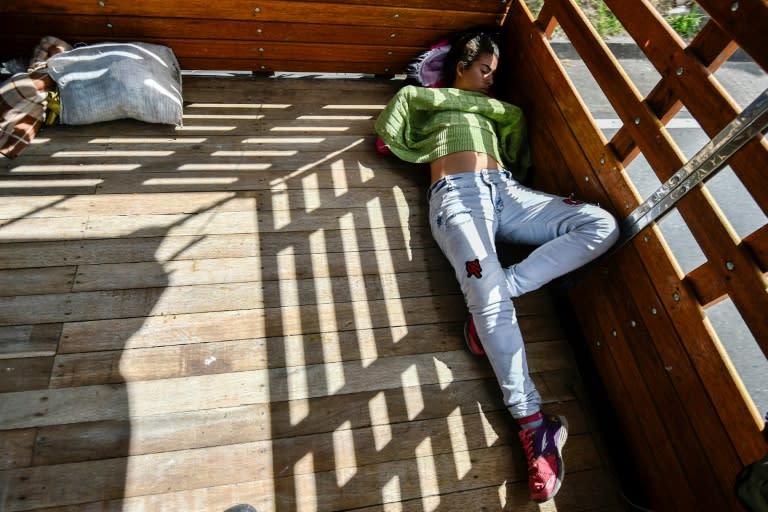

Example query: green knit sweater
[374,85,531,180]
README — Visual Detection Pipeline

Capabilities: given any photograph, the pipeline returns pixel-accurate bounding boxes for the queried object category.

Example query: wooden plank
[0,269,466,325]
[0,324,61,359]
[4,150,411,174]
[0,0,509,17]
[28,294,469,349]
[0,267,76,296]
[50,291,550,354]
[0,14,447,47]
[571,273,677,509]
[687,250,768,309]
[0,227,436,269]
[695,0,768,71]
[0,206,422,242]
[3,349,552,429]
[31,400,586,466]
[0,429,35,470]
[34,378,575,468]
[67,249,441,290]
[0,189,427,220]
[0,1,503,28]
[0,358,54,393]
[599,256,733,509]
[745,225,768,273]
[50,329,568,387]
[508,7,632,212]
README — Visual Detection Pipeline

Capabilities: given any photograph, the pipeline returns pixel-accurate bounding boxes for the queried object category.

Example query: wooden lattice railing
[501,1,767,510]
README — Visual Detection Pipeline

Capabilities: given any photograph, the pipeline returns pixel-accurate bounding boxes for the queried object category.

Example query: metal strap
[612,88,768,252]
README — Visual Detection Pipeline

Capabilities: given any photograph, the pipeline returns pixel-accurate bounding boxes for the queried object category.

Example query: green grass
[522,0,706,40]
[594,2,623,37]
[666,9,705,39]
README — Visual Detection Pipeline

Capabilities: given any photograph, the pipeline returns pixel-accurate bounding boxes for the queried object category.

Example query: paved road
[559,50,768,418]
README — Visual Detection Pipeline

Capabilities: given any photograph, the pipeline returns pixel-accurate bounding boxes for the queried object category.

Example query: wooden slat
[0,324,61,359]
[0,0,509,17]
[0,358,54,393]
[695,0,768,71]
[0,14,446,45]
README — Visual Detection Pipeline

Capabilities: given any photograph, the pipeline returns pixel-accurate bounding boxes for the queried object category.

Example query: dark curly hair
[441,29,500,87]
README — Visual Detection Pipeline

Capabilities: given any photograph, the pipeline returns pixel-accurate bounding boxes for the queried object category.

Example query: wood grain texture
[0,75,620,511]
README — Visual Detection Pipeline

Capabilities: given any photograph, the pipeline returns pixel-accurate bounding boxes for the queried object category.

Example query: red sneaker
[518,414,568,502]
[463,315,486,356]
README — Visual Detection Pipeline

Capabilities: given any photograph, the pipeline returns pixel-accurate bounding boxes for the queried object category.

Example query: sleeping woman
[374,29,619,503]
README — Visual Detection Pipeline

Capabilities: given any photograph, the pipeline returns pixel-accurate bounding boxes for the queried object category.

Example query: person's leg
[493,172,619,297]
[428,172,541,419]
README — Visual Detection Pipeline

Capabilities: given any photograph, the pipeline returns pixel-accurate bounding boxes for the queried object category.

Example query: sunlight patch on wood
[339,212,378,365]
[358,161,375,183]
[296,138,365,173]
[211,150,297,157]
[271,181,292,230]
[298,115,372,120]
[175,163,270,170]
[9,164,139,172]
[142,177,240,185]
[271,126,349,132]
[382,475,403,510]
[186,103,290,109]
[0,178,102,189]
[242,137,325,144]
[392,186,414,261]
[367,197,407,336]
[401,367,424,420]
[294,453,318,512]
[183,114,265,120]
[415,437,441,511]
[52,150,175,157]
[433,357,455,390]
[333,421,358,486]
[310,230,347,394]
[322,104,386,110]
[302,173,321,212]
[331,159,349,197]
[447,408,472,480]
[369,391,393,452]
[279,247,310,425]
[88,137,207,144]
[175,125,238,132]
[479,405,501,447]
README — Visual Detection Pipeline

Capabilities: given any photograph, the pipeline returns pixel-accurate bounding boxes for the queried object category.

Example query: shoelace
[520,429,536,462]
[520,429,548,490]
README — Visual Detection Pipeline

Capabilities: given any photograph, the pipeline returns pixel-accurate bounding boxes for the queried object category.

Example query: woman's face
[453,52,498,94]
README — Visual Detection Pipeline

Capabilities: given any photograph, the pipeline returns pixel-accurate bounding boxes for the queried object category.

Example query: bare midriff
[430,151,501,184]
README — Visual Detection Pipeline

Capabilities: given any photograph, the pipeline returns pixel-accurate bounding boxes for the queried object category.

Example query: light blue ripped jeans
[428,169,619,419]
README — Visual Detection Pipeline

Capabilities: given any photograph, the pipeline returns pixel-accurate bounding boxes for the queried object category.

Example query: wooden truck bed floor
[0,75,626,511]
